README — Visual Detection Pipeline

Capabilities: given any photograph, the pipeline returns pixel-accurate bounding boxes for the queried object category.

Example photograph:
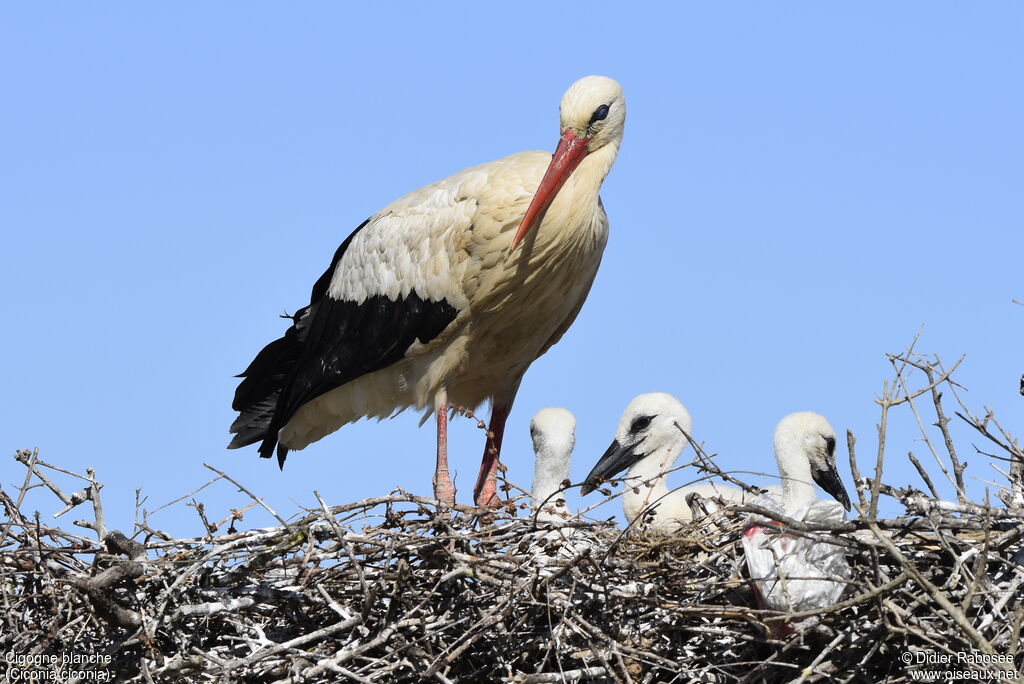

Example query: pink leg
[473,400,511,507]
[432,392,456,506]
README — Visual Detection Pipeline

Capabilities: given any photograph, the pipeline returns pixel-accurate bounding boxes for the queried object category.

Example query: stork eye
[588,104,610,127]
[824,435,836,456]
[630,415,653,433]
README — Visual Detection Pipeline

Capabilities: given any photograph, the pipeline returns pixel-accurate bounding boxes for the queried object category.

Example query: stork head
[774,411,851,511]
[581,393,691,495]
[511,75,626,250]
[530,407,576,505]
[559,75,626,154]
[530,407,577,472]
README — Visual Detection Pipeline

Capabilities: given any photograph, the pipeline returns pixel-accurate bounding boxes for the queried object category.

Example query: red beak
[510,130,590,251]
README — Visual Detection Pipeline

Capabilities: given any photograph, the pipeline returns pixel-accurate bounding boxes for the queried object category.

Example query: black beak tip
[580,482,596,496]
[813,466,852,513]
[831,485,852,512]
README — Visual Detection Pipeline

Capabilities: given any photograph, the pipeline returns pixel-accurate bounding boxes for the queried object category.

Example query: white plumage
[230,76,625,507]
[581,393,767,532]
[284,149,610,448]
[529,407,576,523]
[741,411,852,623]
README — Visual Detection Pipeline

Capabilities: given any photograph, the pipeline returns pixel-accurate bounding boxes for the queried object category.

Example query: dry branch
[1,349,1023,682]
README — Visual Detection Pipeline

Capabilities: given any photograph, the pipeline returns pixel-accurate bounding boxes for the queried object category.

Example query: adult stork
[229,76,626,507]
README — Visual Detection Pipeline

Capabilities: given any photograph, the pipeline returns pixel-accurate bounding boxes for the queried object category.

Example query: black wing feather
[229,218,459,467]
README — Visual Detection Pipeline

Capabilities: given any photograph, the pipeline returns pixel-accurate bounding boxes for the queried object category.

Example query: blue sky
[2,4,1021,536]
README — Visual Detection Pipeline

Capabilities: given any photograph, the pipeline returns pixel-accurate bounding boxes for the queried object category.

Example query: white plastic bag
[741,495,851,615]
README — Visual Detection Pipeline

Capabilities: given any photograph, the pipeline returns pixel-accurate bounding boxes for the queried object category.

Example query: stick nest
[1,349,1023,683]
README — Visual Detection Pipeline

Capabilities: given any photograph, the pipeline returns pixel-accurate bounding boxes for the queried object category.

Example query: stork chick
[529,407,576,522]
[581,393,758,531]
[742,411,852,620]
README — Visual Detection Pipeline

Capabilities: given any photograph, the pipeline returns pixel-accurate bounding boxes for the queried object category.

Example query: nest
[1,349,1023,683]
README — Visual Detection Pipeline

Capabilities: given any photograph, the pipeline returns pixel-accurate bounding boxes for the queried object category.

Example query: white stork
[762,411,851,513]
[529,407,576,522]
[580,393,764,530]
[581,396,851,530]
[742,411,852,622]
[229,76,626,507]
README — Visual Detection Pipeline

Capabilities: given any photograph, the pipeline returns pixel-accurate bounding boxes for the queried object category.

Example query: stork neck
[777,444,817,510]
[623,440,680,524]
[532,445,570,522]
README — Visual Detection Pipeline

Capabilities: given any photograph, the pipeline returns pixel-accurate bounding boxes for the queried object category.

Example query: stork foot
[433,472,457,507]
[473,478,500,508]
[472,443,502,507]
[472,399,512,508]
[433,392,456,506]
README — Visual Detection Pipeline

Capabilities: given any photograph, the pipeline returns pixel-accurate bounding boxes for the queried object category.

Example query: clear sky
[2,4,1021,537]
